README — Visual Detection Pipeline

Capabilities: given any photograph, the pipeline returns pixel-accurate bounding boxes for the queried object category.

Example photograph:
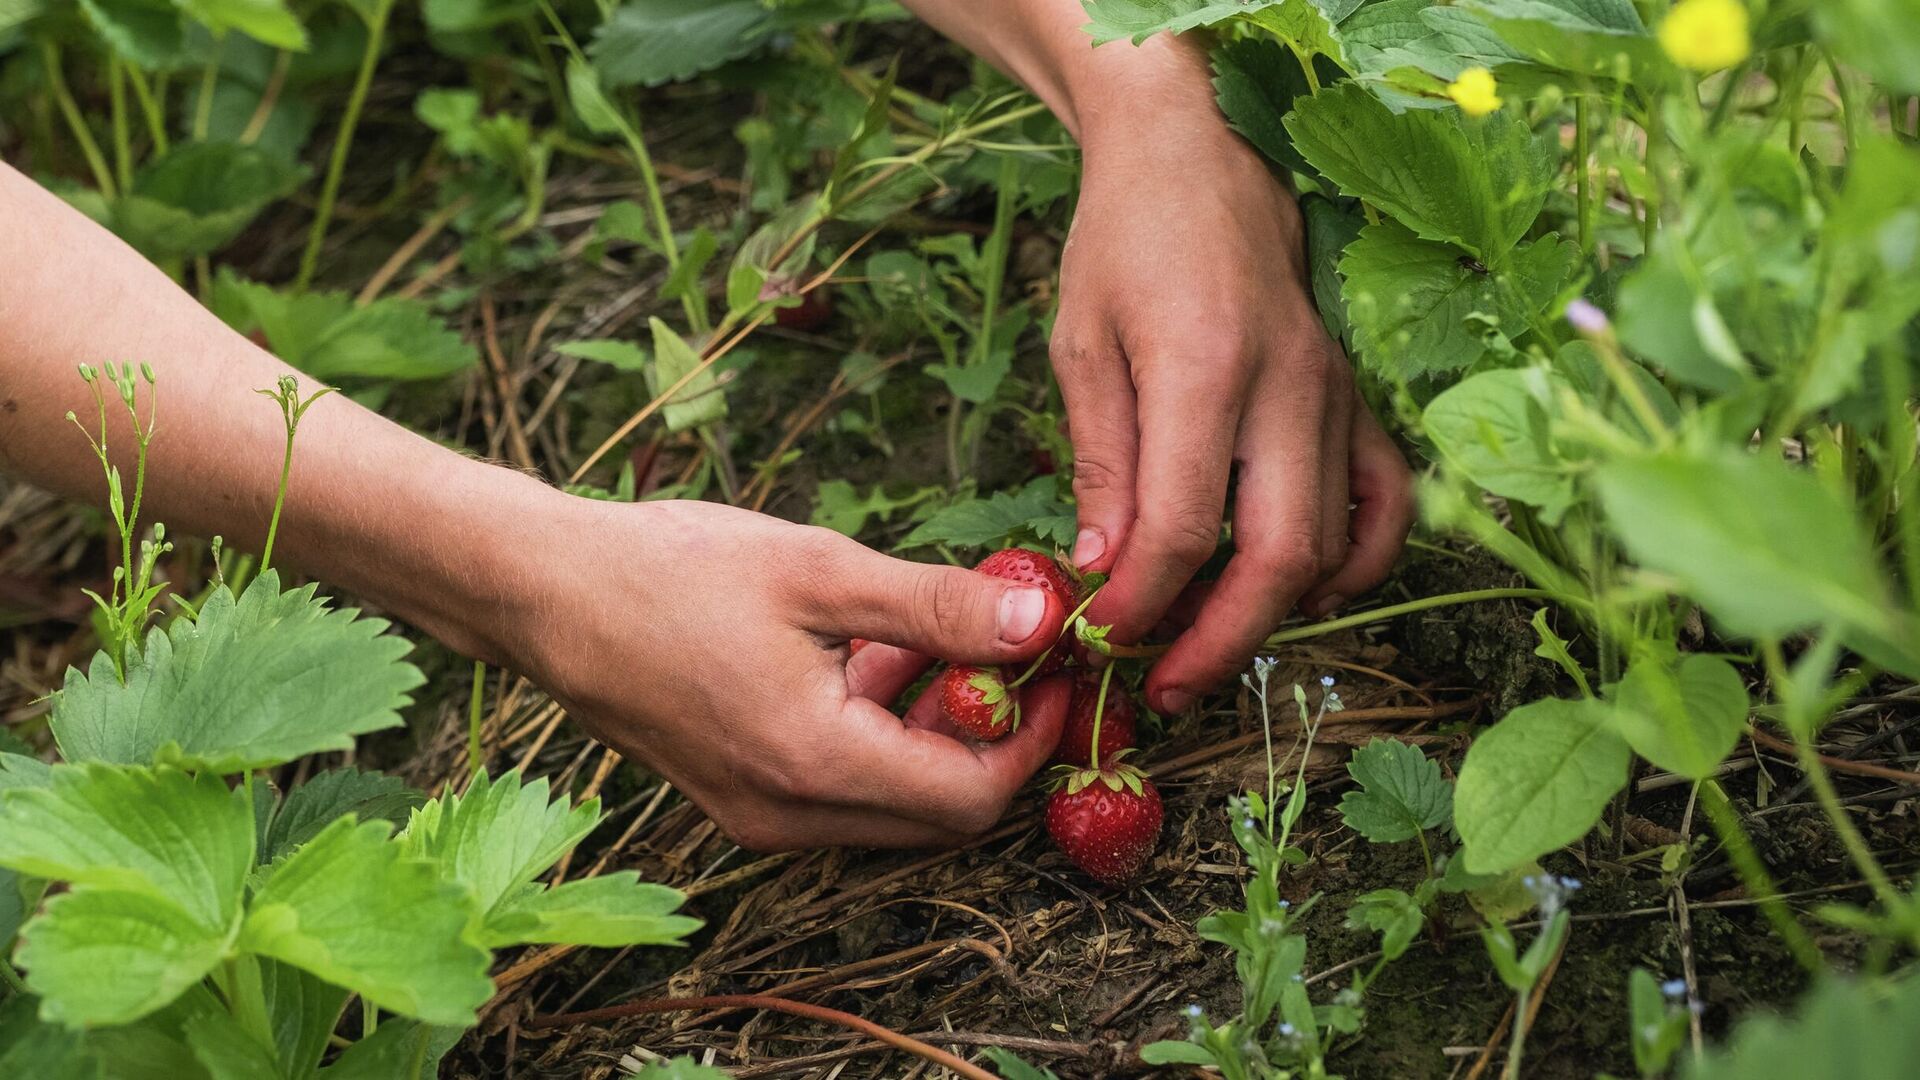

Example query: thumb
[806,540,1064,666]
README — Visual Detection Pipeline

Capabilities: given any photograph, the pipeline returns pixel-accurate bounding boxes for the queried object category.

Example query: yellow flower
[1446,67,1503,117]
[1659,0,1751,72]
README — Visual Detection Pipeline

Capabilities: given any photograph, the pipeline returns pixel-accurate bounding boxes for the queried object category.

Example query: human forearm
[0,162,546,664]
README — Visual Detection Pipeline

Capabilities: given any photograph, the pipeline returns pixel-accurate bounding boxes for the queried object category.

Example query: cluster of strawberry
[940,549,1163,887]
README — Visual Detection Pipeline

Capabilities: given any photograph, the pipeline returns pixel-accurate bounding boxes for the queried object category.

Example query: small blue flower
[1277,900,1291,909]
[1278,1023,1296,1037]
[1320,675,1336,688]
[1661,979,1688,999]
[1185,1003,1204,1019]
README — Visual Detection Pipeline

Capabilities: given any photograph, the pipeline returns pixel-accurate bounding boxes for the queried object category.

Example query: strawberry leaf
[50,572,425,775]
[17,889,232,1027]
[480,874,701,949]
[1337,738,1453,843]
[400,769,601,918]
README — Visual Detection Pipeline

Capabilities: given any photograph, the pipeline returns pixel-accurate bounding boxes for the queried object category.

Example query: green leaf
[982,1047,1067,1079]
[1462,0,1667,83]
[399,768,599,918]
[1529,608,1591,696]
[1287,82,1555,263]
[1456,697,1630,873]
[1246,0,1346,65]
[591,0,778,88]
[899,477,1073,550]
[50,573,424,773]
[1422,367,1577,519]
[263,768,424,863]
[1303,194,1366,345]
[18,889,232,1026]
[553,339,651,372]
[1610,653,1748,780]
[808,480,939,536]
[315,1019,436,1079]
[78,0,189,70]
[111,142,306,261]
[1342,221,1571,381]
[260,959,350,1077]
[1814,0,1920,96]
[243,818,490,1027]
[566,56,624,137]
[1139,1041,1220,1066]
[212,270,478,381]
[183,1008,281,1080]
[1343,886,1424,960]
[423,0,535,33]
[180,0,308,50]
[1684,978,1920,1080]
[647,317,727,432]
[479,873,700,949]
[1595,451,1912,669]
[0,996,95,1080]
[0,764,253,928]
[629,1059,735,1080]
[1079,0,1280,45]
[1337,738,1452,843]
[1212,36,1315,176]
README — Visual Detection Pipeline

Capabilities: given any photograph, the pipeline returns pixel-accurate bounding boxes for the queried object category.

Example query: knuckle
[1142,504,1222,568]
[912,568,983,641]
[1247,531,1326,585]
[1048,335,1112,376]
[1071,452,1127,499]
[951,793,1009,836]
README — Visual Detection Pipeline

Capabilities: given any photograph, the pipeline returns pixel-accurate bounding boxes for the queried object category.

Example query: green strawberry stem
[1094,587,1573,661]
[1006,585,1103,691]
[1088,662,1115,770]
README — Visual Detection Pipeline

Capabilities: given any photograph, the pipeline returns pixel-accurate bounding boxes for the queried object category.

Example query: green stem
[1504,986,1531,1080]
[261,418,295,573]
[41,40,118,198]
[1790,733,1900,908]
[468,660,487,778]
[125,65,168,154]
[1088,663,1114,769]
[0,958,28,995]
[1265,588,1572,647]
[223,956,276,1048]
[109,57,132,191]
[193,32,225,141]
[294,2,393,292]
[1574,96,1593,255]
[1699,779,1823,973]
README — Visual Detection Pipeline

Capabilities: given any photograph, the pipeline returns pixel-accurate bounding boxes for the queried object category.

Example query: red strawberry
[975,548,1078,675]
[1052,672,1137,767]
[1045,760,1162,886]
[940,664,1019,741]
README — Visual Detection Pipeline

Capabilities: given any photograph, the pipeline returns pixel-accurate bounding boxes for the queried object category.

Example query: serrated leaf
[263,768,424,863]
[50,572,425,773]
[211,270,477,382]
[647,317,727,432]
[1079,0,1280,45]
[1456,697,1629,873]
[480,873,699,949]
[1212,37,1315,176]
[260,959,350,1077]
[242,818,491,1026]
[1610,653,1748,780]
[1462,0,1666,83]
[400,768,600,919]
[78,0,190,69]
[1343,222,1574,378]
[18,889,231,1027]
[0,764,253,928]
[1286,82,1555,262]
[899,477,1072,550]
[180,0,307,50]
[590,0,779,88]
[1338,738,1452,842]
[111,142,307,261]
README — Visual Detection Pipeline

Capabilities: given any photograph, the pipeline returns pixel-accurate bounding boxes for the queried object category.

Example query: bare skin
[0,4,1413,850]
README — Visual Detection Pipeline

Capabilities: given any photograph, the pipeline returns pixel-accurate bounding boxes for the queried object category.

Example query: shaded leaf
[1338,738,1452,843]
[263,767,424,862]
[480,873,700,949]
[1456,697,1629,873]
[17,889,231,1027]
[1610,653,1748,780]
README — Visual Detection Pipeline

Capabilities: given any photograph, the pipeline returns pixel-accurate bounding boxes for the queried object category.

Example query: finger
[901,676,959,737]
[846,641,935,707]
[1145,370,1338,712]
[799,532,1064,666]
[1302,403,1415,615]
[1083,346,1245,645]
[832,674,1073,834]
[1051,323,1139,574]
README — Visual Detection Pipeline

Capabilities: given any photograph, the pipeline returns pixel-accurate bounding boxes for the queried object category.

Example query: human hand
[1053,90,1416,715]
[507,495,1074,851]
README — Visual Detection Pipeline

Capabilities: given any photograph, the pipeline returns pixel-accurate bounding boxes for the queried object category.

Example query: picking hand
[1053,114,1416,715]
[515,496,1073,851]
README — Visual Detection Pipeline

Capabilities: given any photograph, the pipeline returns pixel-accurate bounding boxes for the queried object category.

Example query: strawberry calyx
[966,667,1020,732]
[1046,751,1146,796]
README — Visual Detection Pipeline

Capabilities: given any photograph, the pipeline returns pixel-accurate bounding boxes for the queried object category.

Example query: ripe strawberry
[940,664,1018,741]
[1052,672,1137,767]
[1045,760,1162,886]
[975,548,1078,675]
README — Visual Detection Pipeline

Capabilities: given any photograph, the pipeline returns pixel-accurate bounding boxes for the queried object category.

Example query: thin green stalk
[193,32,225,140]
[1264,588,1573,647]
[261,419,296,573]
[468,660,487,778]
[1089,663,1115,770]
[1699,779,1823,973]
[1505,985,1531,1080]
[125,65,168,154]
[0,958,28,995]
[223,956,275,1048]
[109,57,132,191]
[1641,98,1663,252]
[41,40,118,198]
[1790,734,1900,908]
[294,1,393,291]
[1575,96,1593,254]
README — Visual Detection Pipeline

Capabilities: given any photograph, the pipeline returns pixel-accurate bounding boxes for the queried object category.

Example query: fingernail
[998,587,1048,644]
[1315,594,1347,618]
[1072,528,1105,569]
[1160,689,1196,714]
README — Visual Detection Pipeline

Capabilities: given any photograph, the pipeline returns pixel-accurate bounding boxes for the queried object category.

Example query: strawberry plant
[0,374,699,1076]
